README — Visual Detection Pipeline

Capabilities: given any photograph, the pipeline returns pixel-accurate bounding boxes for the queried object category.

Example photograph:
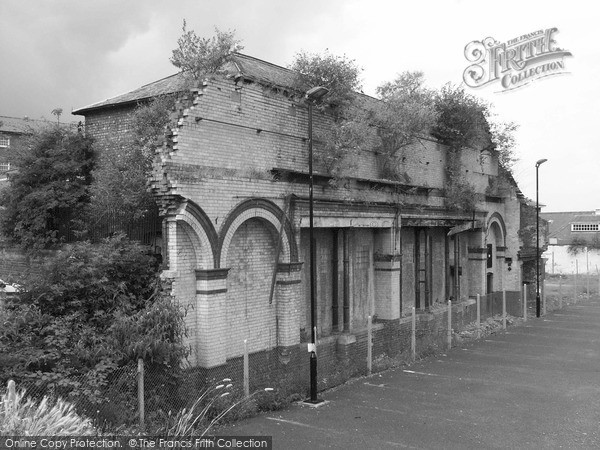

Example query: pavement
[217,297,600,449]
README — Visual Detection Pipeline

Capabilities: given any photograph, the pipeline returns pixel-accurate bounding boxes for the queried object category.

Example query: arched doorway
[225,218,278,358]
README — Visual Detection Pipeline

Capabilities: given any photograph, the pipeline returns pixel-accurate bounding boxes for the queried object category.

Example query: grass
[1,380,94,436]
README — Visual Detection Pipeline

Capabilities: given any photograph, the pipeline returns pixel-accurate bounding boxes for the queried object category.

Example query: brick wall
[79,70,524,396]
[225,218,278,358]
[192,297,490,398]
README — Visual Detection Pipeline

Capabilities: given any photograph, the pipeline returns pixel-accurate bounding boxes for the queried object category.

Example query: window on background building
[571,223,600,232]
[0,135,9,148]
[0,163,10,171]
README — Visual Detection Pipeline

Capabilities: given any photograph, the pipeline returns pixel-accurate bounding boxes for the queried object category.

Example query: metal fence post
[587,248,590,299]
[447,301,452,350]
[411,306,416,361]
[523,284,527,321]
[137,358,144,430]
[502,290,506,330]
[575,263,579,302]
[243,339,250,397]
[476,294,481,339]
[367,315,372,375]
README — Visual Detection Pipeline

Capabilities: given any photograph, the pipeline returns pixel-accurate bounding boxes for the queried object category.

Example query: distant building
[542,210,600,275]
[0,115,56,178]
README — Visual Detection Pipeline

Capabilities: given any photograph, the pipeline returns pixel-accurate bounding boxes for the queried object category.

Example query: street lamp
[306,86,329,404]
[535,158,548,317]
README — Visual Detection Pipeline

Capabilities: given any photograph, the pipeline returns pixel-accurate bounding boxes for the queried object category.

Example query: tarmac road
[217,298,600,449]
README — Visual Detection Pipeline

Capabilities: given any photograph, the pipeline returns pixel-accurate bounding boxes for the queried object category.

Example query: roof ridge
[232,52,295,74]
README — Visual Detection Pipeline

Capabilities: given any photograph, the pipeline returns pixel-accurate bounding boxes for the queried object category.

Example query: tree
[0,235,187,404]
[88,95,175,218]
[431,83,491,151]
[489,119,519,172]
[371,71,438,180]
[0,126,94,250]
[170,21,244,81]
[290,50,362,109]
[51,108,63,125]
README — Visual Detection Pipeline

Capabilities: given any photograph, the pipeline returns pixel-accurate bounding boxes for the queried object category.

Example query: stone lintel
[277,262,304,273]
[196,268,230,280]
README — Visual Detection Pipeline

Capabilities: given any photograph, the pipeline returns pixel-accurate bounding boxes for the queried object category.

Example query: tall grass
[1,380,94,436]
[161,379,274,437]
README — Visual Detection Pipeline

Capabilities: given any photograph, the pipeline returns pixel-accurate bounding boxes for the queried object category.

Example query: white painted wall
[544,245,600,275]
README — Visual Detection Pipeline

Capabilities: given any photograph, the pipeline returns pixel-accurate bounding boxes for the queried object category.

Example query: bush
[0,126,94,250]
[0,235,187,427]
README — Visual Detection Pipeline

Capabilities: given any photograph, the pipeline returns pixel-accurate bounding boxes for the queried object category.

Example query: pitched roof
[73,54,299,115]
[542,210,600,244]
[0,116,54,134]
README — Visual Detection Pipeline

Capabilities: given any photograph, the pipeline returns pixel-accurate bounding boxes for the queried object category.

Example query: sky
[0,0,596,212]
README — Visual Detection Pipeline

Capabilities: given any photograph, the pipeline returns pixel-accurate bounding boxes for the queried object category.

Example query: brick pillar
[374,254,402,320]
[195,268,230,368]
[468,247,487,296]
[275,262,303,349]
[165,218,178,270]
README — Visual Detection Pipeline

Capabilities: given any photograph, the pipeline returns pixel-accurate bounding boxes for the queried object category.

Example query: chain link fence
[6,278,596,434]
[4,352,270,434]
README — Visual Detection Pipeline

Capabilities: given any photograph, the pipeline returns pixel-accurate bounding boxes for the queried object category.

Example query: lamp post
[305,86,329,404]
[535,158,547,317]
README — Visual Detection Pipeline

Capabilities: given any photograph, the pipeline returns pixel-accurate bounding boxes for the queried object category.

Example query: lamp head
[305,86,330,103]
[535,158,548,167]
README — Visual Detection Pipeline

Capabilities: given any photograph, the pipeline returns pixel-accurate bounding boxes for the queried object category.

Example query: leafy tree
[170,21,244,81]
[490,119,519,172]
[88,95,175,218]
[428,84,494,211]
[432,83,491,151]
[314,105,375,181]
[0,126,94,250]
[0,235,188,403]
[51,108,63,125]
[371,71,438,180]
[290,50,362,109]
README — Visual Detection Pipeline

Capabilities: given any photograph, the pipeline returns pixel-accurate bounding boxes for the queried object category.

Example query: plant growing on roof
[431,84,492,211]
[370,71,438,181]
[290,50,363,110]
[170,21,244,81]
[290,50,376,182]
[88,94,175,220]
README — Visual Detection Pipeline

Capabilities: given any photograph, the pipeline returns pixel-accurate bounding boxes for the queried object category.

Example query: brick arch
[170,199,219,269]
[218,198,298,267]
[487,212,507,248]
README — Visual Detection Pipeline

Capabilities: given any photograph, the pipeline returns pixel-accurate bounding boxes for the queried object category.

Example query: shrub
[0,235,187,427]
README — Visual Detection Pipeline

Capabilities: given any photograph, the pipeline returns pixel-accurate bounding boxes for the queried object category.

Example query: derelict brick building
[73,54,527,393]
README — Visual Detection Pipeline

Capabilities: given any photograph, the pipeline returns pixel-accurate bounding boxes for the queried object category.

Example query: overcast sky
[1,0,596,212]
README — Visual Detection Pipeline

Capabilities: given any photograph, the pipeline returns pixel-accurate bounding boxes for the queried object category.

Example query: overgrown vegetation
[1,380,94,436]
[288,49,517,210]
[0,235,188,425]
[371,71,437,181]
[568,235,600,255]
[0,125,94,250]
[290,50,363,110]
[89,95,175,221]
[170,21,243,81]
